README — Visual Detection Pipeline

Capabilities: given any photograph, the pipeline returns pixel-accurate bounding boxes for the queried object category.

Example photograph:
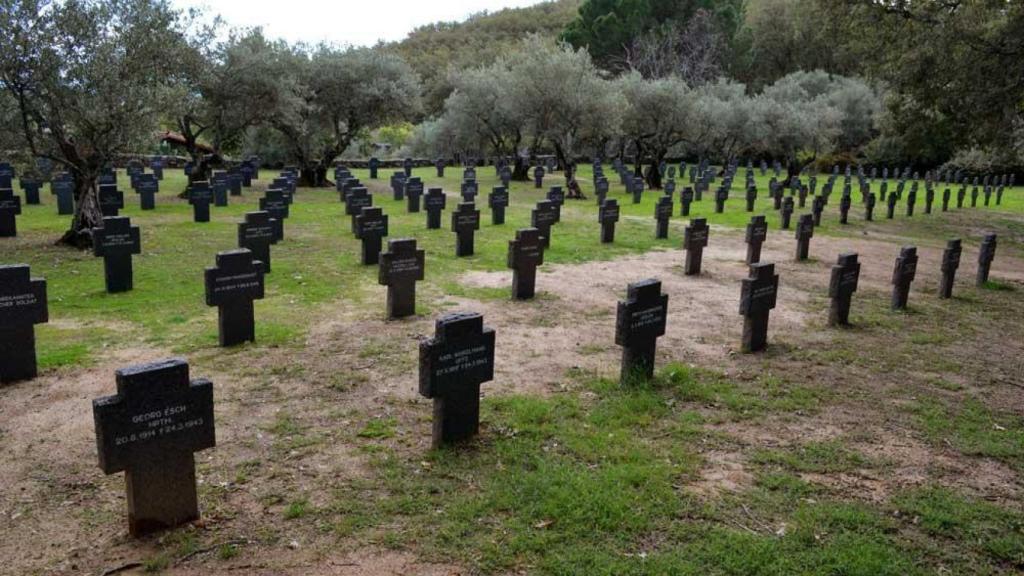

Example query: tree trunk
[632,140,644,178]
[644,148,666,190]
[299,163,329,188]
[512,156,530,181]
[58,171,103,249]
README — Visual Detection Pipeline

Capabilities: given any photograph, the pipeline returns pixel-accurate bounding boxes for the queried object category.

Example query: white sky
[172,0,549,47]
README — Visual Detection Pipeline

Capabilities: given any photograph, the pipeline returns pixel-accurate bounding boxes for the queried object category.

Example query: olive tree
[616,72,695,188]
[269,45,421,187]
[0,0,190,247]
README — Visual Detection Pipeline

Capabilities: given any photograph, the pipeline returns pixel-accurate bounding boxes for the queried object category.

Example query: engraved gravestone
[680,187,694,216]
[745,185,757,212]
[655,195,673,239]
[891,246,918,310]
[419,312,495,447]
[795,214,814,261]
[424,188,446,229]
[21,180,41,205]
[632,179,645,204]
[452,202,480,257]
[0,188,22,237]
[745,215,767,265]
[683,218,709,275]
[598,199,620,243]
[970,186,978,207]
[379,238,425,319]
[135,174,159,210]
[405,177,424,213]
[828,253,860,326]
[369,157,379,179]
[739,263,779,353]
[435,158,445,178]
[547,186,565,223]
[906,187,916,217]
[0,265,48,383]
[614,279,668,383]
[238,211,277,273]
[938,239,962,299]
[886,190,897,219]
[98,184,124,217]
[489,186,509,225]
[942,188,950,212]
[839,193,851,224]
[533,166,545,189]
[508,228,544,300]
[355,206,389,265]
[204,249,265,346]
[188,182,213,223]
[92,216,141,293]
[52,176,74,215]
[595,178,609,206]
[460,179,478,203]
[259,189,289,242]
[391,172,407,201]
[976,234,997,286]
[211,175,228,207]
[92,359,215,536]
[531,200,558,249]
[925,188,934,214]
[714,187,728,213]
[811,195,825,226]
[403,157,413,178]
[781,196,794,229]
[344,187,372,233]
[957,186,966,209]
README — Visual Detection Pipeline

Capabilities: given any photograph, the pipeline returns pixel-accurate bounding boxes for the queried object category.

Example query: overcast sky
[172,0,549,47]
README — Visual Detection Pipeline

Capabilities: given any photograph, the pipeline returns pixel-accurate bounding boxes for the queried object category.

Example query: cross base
[104,256,134,293]
[684,249,703,275]
[0,326,38,383]
[891,284,911,310]
[829,296,852,327]
[387,284,416,319]
[601,223,615,243]
[746,243,762,265]
[218,301,255,346]
[621,341,656,384]
[939,271,956,299]
[512,268,536,300]
[126,451,199,537]
[976,264,991,286]
[492,207,505,225]
[431,388,480,448]
[361,236,383,265]
[796,239,810,261]
[426,211,442,229]
[741,312,770,353]
[455,232,475,257]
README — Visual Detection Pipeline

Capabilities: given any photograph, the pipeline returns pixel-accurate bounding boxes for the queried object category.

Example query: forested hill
[389,0,582,115]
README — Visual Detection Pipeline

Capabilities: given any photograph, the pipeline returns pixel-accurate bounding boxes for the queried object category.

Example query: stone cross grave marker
[828,253,860,326]
[938,239,962,299]
[379,238,425,319]
[941,188,950,212]
[531,200,558,248]
[599,199,620,243]
[976,234,997,286]
[811,195,825,226]
[435,158,445,178]
[344,187,372,234]
[839,193,851,224]
[391,172,407,201]
[355,206,389,265]
[655,195,673,239]
[886,190,898,219]
[925,188,934,214]
[745,215,767,265]
[795,214,814,261]
[403,157,413,178]
[188,182,213,223]
[419,312,495,447]
[369,157,379,179]
[211,175,228,207]
[957,186,966,209]
[906,188,917,217]
[740,262,779,353]
[683,218,709,275]
[92,216,141,293]
[463,167,477,181]
[98,183,124,217]
[680,186,694,216]
[21,180,41,205]
[489,186,509,225]
[533,166,545,189]
[0,187,22,237]
[0,265,48,383]
[971,186,980,207]
[52,176,74,215]
[547,186,565,222]
[891,246,918,310]
[204,249,265,346]
[632,179,645,204]
[452,202,480,257]
[745,185,757,212]
[259,189,289,242]
[92,358,215,536]
[781,196,794,229]
[714,186,728,213]
[405,177,424,213]
[508,228,544,300]
[238,211,277,273]
[460,179,478,203]
[424,188,446,229]
[227,171,242,196]
[615,279,668,383]
[135,174,159,210]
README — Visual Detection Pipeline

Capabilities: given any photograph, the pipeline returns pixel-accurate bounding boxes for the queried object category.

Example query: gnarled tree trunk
[58,170,103,249]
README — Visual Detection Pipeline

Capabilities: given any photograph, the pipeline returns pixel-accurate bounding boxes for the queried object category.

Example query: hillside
[389,0,582,115]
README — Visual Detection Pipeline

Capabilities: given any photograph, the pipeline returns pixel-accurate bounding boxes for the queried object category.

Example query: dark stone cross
[489,187,509,225]
[780,196,794,229]
[403,157,413,178]
[971,186,979,207]
[886,190,898,219]
[810,195,824,226]
[983,186,992,206]
[135,174,159,210]
[976,234,997,286]
[405,177,424,213]
[21,180,41,205]
[595,199,618,243]
[745,215,767,265]
[828,253,860,326]
[344,187,372,234]
[614,279,668,383]
[0,265,48,383]
[938,238,962,299]
[52,177,74,215]
[379,238,424,319]
[739,262,779,353]
[531,200,558,248]
[924,188,934,214]
[92,358,215,537]
[435,158,445,178]
[369,157,379,179]
[460,180,478,202]
[839,193,851,224]
[906,188,917,217]
[259,189,289,242]
[418,312,496,448]
[508,228,545,300]
[745,186,757,212]
[355,206,389,265]
[891,246,918,310]
[211,177,228,207]
[238,211,277,273]
[424,188,446,229]
[92,216,141,293]
[391,172,407,201]
[798,185,809,208]
[452,202,480,257]
[680,187,694,216]
[632,179,645,204]
[595,178,609,205]
[204,249,265,346]
[0,187,22,237]
[188,182,213,223]
[795,214,814,261]
[957,187,966,209]
[714,187,728,213]
[98,184,124,217]
[683,218,709,275]
[547,186,565,222]
[533,166,545,189]
[942,188,950,212]
[655,195,673,239]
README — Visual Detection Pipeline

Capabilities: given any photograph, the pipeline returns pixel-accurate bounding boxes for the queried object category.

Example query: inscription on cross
[0,187,22,237]
[739,262,779,353]
[188,182,213,223]
[259,189,290,242]
[655,195,673,239]
[745,215,767,265]
[419,312,496,448]
[614,279,668,383]
[531,200,558,249]
[93,358,215,536]
[92,216,141,293]
[507,228,545,300]
[0,265,48,383]
[344,187,373,234]
[452,202,480,257]
[238,211,277,273]
[379,238,425,319]
[599,199,620,243]
[828,253,860,326]
[355,207,389,265]
[424,188,446,229]
[489,187,509,225]
[204,249,265,346]
[683,218,709,275]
